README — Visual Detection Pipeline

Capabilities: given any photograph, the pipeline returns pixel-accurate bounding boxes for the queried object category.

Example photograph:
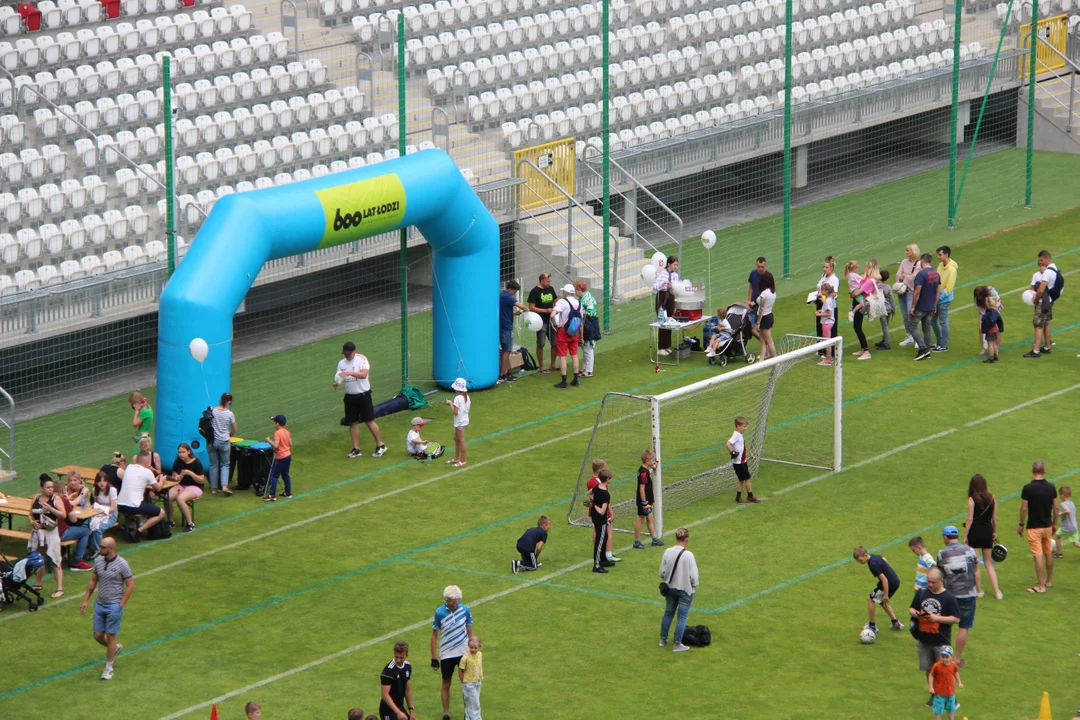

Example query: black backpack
[198,407,214,442]
[519,347,539,371]
[1048,266,1065,301]
[583,315,602,342]
[681,625,711,647]
[146,521,172,541]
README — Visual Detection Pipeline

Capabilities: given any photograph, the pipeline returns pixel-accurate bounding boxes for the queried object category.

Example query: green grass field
[3,159,1080,720]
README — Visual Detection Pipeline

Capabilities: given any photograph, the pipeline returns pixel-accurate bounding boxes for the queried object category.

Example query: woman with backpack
[208,392,237,496]
[575,280,600,378]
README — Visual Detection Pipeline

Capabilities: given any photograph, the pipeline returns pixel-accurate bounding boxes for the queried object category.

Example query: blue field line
[399,559,669,608]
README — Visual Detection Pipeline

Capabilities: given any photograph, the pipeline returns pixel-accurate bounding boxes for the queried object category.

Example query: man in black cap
[334,341,387,459]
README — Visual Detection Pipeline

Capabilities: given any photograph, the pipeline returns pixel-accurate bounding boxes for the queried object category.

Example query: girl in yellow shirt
[458,637,484,720]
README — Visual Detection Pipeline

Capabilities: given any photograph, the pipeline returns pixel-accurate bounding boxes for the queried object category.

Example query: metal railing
[579,147,683,265]
[1036,36,1080,133]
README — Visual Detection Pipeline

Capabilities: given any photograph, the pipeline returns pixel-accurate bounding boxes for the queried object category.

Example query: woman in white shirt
[653,256,679,356]
[814,256,840,341]
[87,471,118,557]
[754,272,778,360]
[447,377,471,468]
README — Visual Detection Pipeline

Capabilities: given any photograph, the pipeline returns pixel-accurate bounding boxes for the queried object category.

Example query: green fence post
[947,0,961,229]
[1025,0,1038,208]
[602,0,611,332]
[782,0,793,279]
[398,14,409,387]
[163,55,176,278]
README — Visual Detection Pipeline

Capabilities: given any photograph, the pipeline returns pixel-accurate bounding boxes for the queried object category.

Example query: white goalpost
[567,334,843,537]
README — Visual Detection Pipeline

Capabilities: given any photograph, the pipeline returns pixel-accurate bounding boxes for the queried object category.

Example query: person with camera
[658,527,699,653]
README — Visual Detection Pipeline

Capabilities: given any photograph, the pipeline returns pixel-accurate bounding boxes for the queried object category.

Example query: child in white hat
[446,378,471,467]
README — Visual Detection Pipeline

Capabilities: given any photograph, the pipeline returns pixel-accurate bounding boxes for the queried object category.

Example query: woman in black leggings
[844,260,871,360]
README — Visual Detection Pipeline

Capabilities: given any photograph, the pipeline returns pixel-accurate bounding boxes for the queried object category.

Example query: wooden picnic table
[0,495,102,529]
[50,466,100,482]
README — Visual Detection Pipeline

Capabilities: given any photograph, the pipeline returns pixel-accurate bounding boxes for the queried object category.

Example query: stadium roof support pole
[163,55,176,278]
[1025,0,1038,207]
[947,0,961,229]
[156,150,499,465]
[782,0,793,279]
[398,13,409,388]
[953,0,1015,217]
[602,0,611,332]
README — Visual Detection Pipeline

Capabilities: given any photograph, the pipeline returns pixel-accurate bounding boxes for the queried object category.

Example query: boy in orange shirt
[928,645,963,720]
[265,414,293,502]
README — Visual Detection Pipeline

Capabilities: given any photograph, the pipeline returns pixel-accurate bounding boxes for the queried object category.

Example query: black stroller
[1,551,46,612]
[707,304,756,366]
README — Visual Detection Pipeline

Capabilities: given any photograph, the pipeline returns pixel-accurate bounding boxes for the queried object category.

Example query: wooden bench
[0,529,79,567]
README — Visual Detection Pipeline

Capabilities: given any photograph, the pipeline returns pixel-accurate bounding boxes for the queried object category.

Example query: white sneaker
[899,336,914,347]
[857,352,871,360]
[657,349,671,356]
[101,665,114,680]
[659,639,667,647]
[372,445,388,458]
[672,644,690,653]
[704,348,715,357]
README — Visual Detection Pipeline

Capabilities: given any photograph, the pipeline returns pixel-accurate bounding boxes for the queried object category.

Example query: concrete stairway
[1019,73,1080,153]
[517,206,652,303]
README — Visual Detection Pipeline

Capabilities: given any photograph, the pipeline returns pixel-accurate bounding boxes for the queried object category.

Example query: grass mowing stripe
[399,559,669,608]
[140,382,1080,717]
[705,466,1080,615]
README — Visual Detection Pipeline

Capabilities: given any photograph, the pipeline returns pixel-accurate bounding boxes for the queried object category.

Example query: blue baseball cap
[939,645,953,657]
[942,525,959,538]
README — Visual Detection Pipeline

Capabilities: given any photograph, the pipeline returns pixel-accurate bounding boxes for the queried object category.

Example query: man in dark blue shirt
[907,253,940,361]
[746,257,767,327]
[513,515,551,573]
[499,280,529,383]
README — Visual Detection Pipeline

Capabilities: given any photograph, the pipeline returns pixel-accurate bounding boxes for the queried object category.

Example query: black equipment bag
[682,625,711,647]
[519,347,539,371]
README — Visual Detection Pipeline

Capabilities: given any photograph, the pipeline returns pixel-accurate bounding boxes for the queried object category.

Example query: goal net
[567,334,842,535]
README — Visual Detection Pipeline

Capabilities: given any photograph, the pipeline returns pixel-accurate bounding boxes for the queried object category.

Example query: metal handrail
[516,182,604,280]
[514,158,609,281]
[1033,39,1080,132]
[579,145,683,264]
[0,65,208,219]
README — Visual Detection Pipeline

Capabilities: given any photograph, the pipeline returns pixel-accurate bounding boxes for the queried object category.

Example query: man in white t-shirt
[116,452,164,541]
[1024,251,1059,359]
[334,341,387,459]
[552,284,581,389]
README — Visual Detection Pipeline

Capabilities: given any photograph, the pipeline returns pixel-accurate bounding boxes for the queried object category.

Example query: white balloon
[641,263,657,284]
[651,251,667,269]
[523,311,543,332]
[701,230,716,250]
[1022,289,1036,306]
[188,337,209,363]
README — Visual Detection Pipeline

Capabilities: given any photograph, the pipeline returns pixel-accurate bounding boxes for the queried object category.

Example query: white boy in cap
[552,284,583,389]
[407,417,444,460]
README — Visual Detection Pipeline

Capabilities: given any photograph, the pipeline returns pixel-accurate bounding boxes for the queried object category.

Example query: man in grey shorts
[527,273,557,374]
[80,537,135,680]
[908,568,960,708]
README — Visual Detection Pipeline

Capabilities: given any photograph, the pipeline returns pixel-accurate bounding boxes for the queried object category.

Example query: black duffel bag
[681,625,711,647]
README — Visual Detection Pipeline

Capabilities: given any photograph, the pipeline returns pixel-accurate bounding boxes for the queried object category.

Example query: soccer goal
[567,334,842,536]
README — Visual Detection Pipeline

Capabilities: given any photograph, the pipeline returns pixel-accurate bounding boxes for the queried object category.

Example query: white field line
[0,424,594,624]
[158,383,1080,719]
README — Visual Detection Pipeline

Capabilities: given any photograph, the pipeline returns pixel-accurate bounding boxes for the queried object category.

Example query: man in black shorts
[334,341,387,459]
[380,642,415,720]
[527,273,557,374]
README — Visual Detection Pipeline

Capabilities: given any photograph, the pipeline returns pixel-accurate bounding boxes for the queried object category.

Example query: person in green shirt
[128,392,153,454]
[575,279,599,377]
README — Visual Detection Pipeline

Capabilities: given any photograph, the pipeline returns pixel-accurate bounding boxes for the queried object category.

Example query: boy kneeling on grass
[513,516,551,573]
[853,546,905,632]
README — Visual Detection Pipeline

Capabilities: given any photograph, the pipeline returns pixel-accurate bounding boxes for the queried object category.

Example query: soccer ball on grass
[859,628,876,645]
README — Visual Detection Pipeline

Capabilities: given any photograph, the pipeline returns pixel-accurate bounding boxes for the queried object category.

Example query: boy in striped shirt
[909,536,937,593]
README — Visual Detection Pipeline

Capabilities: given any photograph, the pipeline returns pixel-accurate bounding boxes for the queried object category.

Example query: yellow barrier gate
[514,139,576,211]
[1019,13,1069,77]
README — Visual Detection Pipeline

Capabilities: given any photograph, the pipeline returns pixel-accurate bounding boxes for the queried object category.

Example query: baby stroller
[707,305,756,366]
[0,551,46,612]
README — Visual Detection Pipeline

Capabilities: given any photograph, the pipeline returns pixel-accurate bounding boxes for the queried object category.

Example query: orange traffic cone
[1038,691,1052,720]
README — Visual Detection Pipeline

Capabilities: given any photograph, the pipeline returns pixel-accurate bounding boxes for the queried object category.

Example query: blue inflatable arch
[156,149,499,463]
